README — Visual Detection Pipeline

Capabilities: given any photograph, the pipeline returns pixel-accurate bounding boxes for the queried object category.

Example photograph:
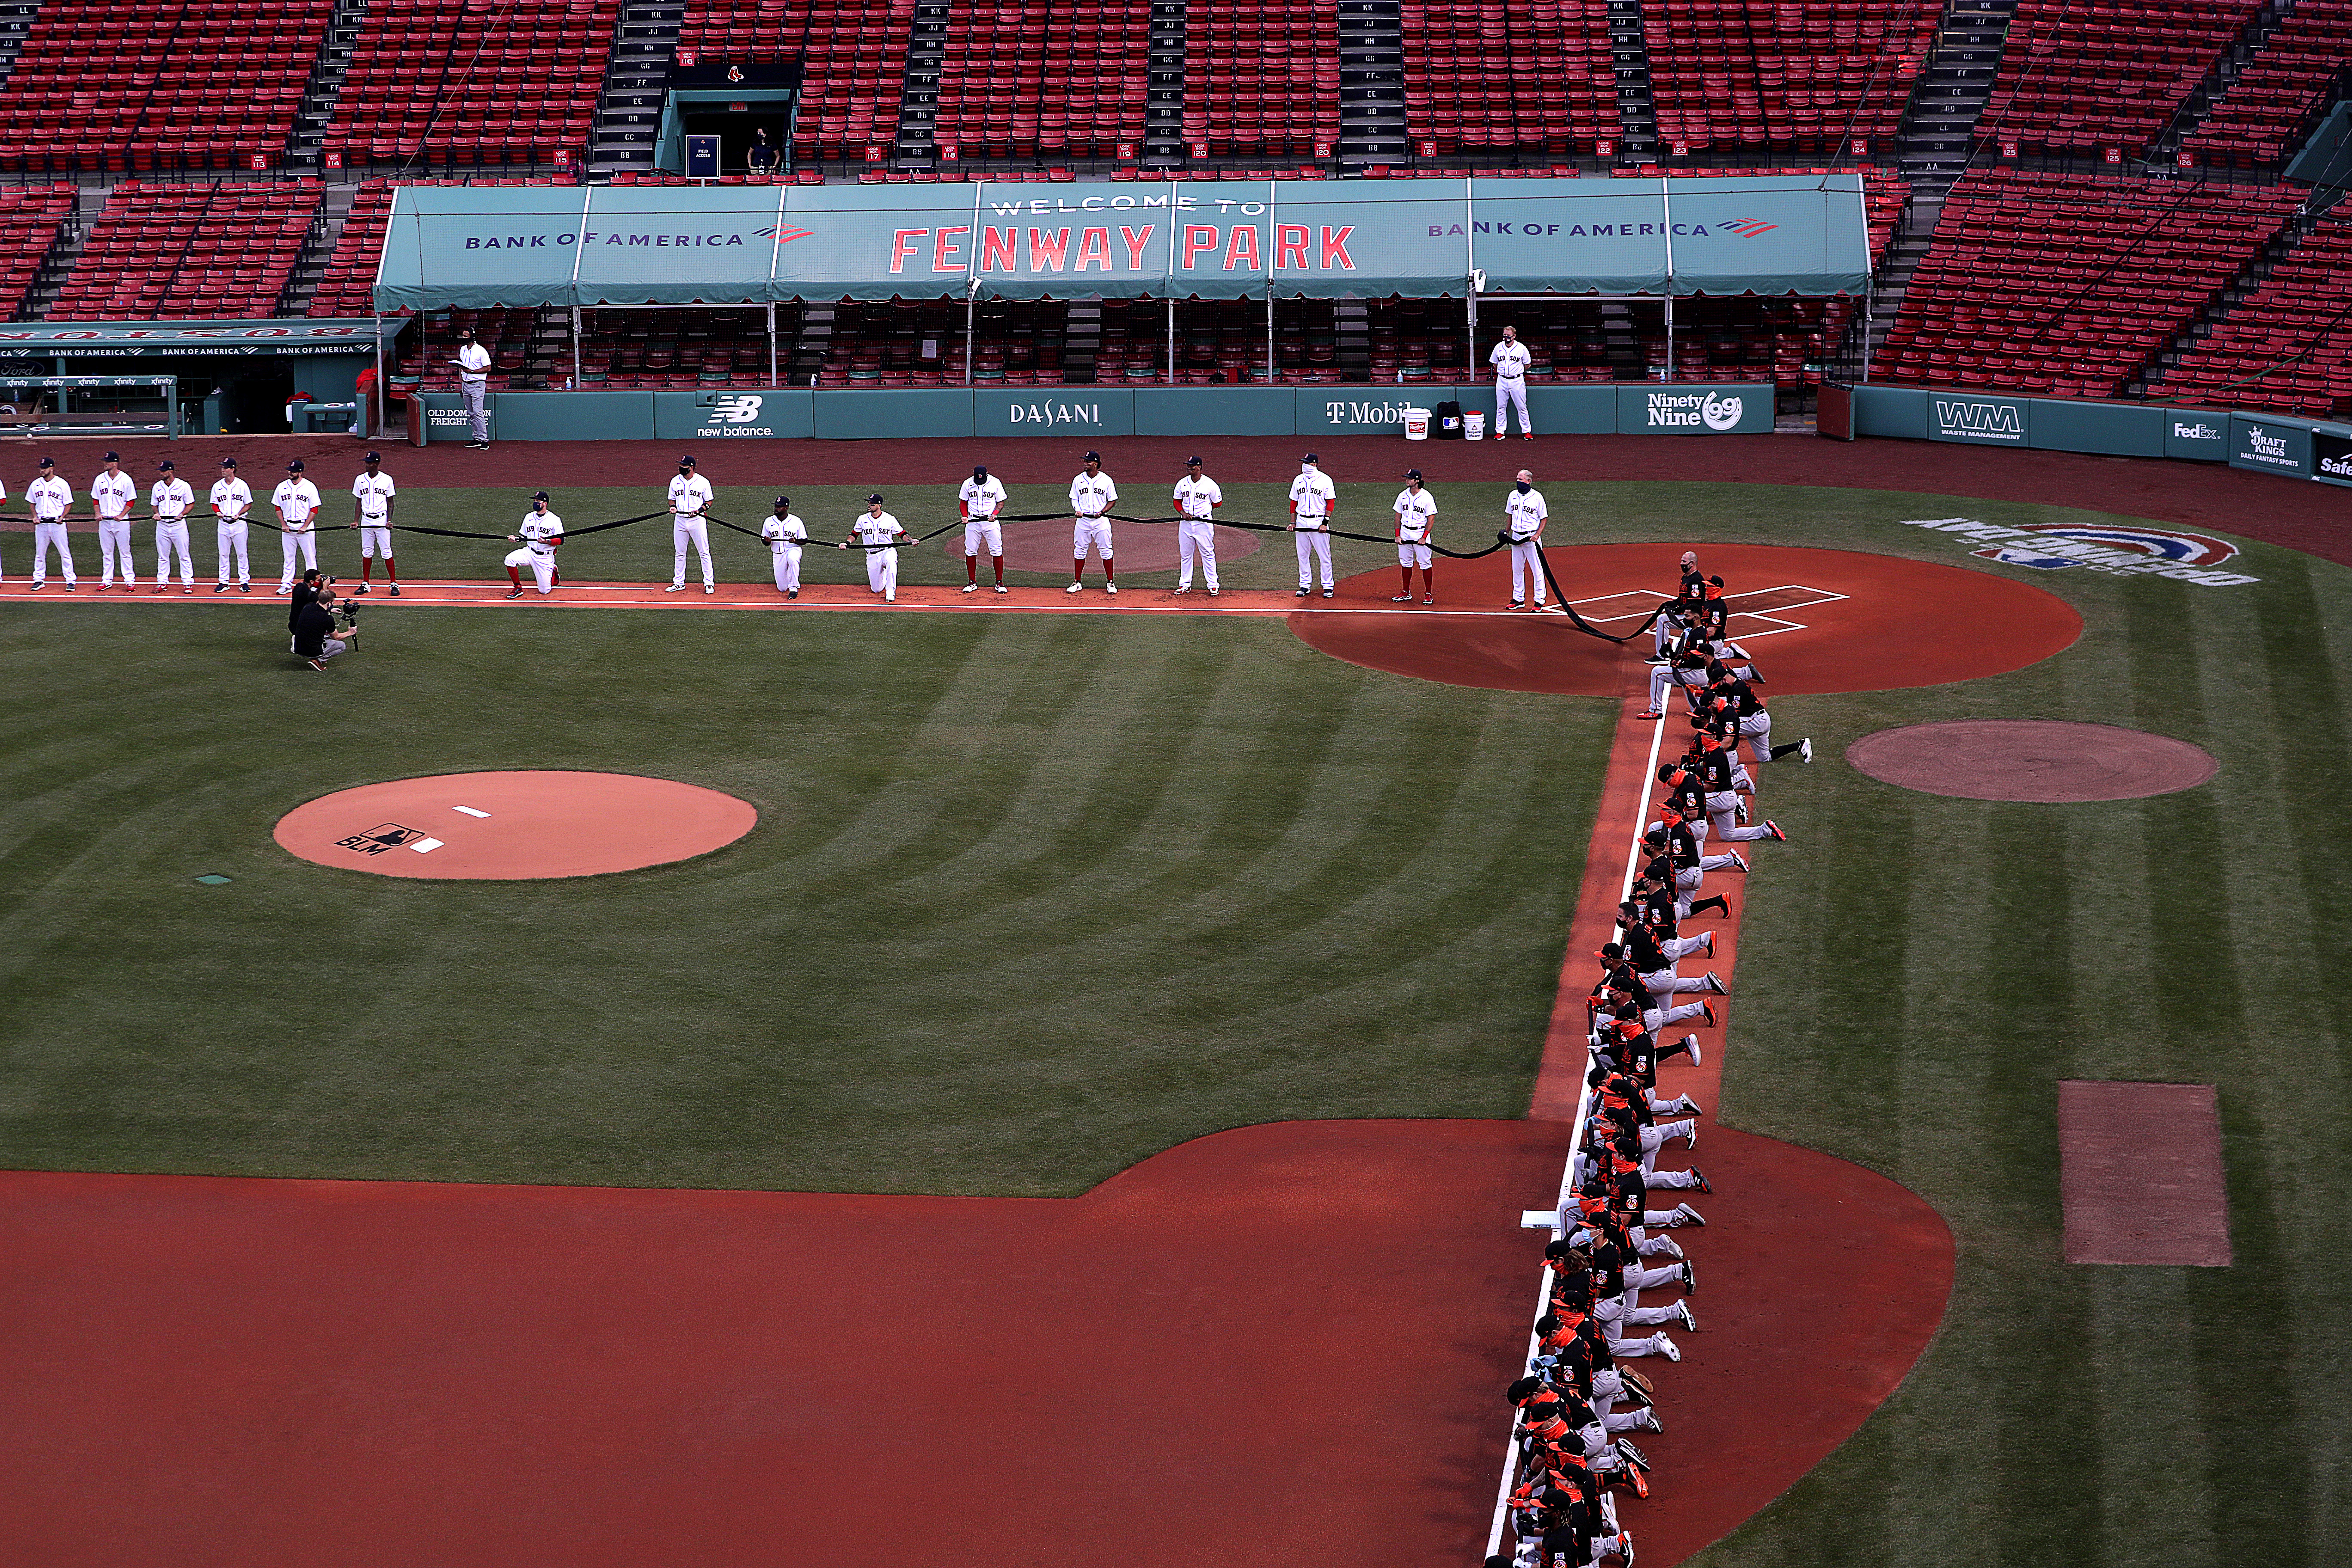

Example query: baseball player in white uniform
[1288,452,1338,598]
[1172,455,1222,596]
[1489,324,1534,439]
[1504,469,1549,610]
[150,459,196,594]
[503,490,564,597]
[761,494,807,597]
[1391,468,1436,603]
[350,451,399,595]
[210,456,252,592]
[272,459,322,593]
[1068,450,1117,594]
[667,455,716,594]
[26,456,75,590]
[91,452,139,591]
[841,492,907,602]
[958,463,1008,594]
[454,327,492,447]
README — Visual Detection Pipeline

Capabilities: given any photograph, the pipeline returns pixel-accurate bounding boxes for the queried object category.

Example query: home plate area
[1293,544,2084,696]
[273,771,759,880]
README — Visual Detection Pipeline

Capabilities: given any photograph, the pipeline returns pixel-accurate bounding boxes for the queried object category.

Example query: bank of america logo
[1721,220,1779,237]
[755,225,814,243]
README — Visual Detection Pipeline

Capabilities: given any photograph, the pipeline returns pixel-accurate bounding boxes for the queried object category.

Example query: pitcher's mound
[275,771,757,879]
[1847,720,2217,802]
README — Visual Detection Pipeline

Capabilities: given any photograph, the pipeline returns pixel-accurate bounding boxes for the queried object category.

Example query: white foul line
[1485,700,1671,1560]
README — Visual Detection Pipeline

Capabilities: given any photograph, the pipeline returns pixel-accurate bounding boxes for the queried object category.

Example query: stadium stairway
[15,187,97,322]
[1894,0,2017,184]
[0,0,40,91]
[285,0,369,172]
[1605,0,1659,162]
[2143,0,2293,169]
[275,183,358,318]
[1143,1,1187,168]
[890,0,949,169]
[2120,202,2322,401]
[590,0,681,177]
[1338,0,1407,171]
[1851,187,1947,371]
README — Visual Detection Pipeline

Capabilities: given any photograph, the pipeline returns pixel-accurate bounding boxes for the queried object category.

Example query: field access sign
[373,176,1870,310]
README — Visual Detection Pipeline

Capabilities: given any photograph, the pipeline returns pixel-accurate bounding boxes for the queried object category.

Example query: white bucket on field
[1402,408,1431,440]
[1464,410,1486,440]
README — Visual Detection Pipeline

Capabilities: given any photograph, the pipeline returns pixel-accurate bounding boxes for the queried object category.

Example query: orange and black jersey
[1622,922,1671,972]
[1657,768,1706,818]
[1693,747,1737,792]
[1718,675,1765,718]
[1660,818,1703,868]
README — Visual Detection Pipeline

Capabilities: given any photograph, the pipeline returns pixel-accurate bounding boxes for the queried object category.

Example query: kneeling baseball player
[504,490,563,597]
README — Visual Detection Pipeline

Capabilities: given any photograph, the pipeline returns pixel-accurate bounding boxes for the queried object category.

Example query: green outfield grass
[4,475,2349,1565]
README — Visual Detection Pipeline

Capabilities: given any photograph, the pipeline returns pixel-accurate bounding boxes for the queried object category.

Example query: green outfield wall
[1844,383,2350,487]
[414,381,1777,443]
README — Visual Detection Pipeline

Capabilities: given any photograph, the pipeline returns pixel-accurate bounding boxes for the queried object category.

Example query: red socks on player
[993,554,1004,584]
[968,554,979,585]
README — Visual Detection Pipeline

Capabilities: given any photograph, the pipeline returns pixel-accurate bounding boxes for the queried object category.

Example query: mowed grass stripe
[0,605,1607,1194]
[1697,510,2352,1568]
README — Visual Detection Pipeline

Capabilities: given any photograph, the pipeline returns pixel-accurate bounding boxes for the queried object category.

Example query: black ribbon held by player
[377,509,668,542]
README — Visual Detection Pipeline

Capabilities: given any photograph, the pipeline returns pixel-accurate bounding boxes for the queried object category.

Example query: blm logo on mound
[336,822,427,856]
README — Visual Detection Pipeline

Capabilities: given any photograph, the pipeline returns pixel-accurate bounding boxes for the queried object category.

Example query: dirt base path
[0,1116,1948,1568]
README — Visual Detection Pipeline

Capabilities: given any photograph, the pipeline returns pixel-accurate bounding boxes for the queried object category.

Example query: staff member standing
[503,490,564,598]
[1172,455,1223,597]
[841,492,907,603]
[1067,450,1117,595]
[957,462,1008,594]
[92,451,140,591]
[761,493,807,598]
[273,458,323,594]
[453,327,492,449]
[211,456,252,593]
[150,459,196,594]
[1391,468,1437,604]
[1490,323,1534,440]
[26,456,76,591]
[350,450,399,596]
[1504,468,1549,612]
[666,454,716,594]
[1288,451,1337,600]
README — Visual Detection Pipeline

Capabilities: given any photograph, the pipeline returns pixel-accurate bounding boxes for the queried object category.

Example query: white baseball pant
[278,528,317,588]
[216,521,249,585]
[771,542,802,593]
[1397,539,1432,569]
[1641,966,1709,996]
[154,519,194,585]
[1509,538,1547,605]
[1294,525,1332,589]
[865,545,898,598]
[1073,515,1114,560]
[359,524,393,559]
[1652,607,1684,655]
[673,515,713,587]
[1642,998,1706,1032]
[1704,790,1773,841]
[31,521,76,585]
[504,547,556,592]
[964,518,1004,559]
[1494,376,1531,435]
[1179,520,1219,590]
[98,518,137,586]
[1739,711,1776,764]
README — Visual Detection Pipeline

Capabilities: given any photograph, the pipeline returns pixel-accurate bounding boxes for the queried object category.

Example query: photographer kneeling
[294,584,358,672]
